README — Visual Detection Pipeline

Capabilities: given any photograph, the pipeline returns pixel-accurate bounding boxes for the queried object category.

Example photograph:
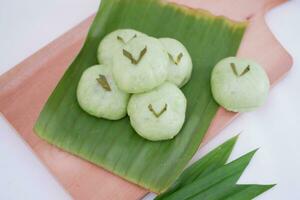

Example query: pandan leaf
[161,150,257,200]
[222,184,276,200]
[155,137,274,200]
[156,135,239,200]
[184,184,275,200]
[34,0,246,192]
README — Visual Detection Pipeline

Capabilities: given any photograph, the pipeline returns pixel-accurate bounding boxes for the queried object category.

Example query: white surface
[0,0,300,199]
[0,115,71,200]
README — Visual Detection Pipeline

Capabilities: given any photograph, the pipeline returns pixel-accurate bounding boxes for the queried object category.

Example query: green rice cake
[211,57,270,112]
[160,38,193,87]
[77,65,130,120]
[128,82,187,141]
[112,35,168,93]
[97,29,145,65]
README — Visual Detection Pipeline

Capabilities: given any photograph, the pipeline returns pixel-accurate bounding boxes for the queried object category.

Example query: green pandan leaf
[156,135,239,200]
[156,136,274,200]
[161,150,257,200]
[223,184,276,200]
[185,184,275,200]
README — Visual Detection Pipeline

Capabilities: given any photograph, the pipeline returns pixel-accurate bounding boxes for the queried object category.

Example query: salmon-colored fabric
[0,0,292,199]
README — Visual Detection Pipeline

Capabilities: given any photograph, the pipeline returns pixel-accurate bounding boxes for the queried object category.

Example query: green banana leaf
[34,0,246,193]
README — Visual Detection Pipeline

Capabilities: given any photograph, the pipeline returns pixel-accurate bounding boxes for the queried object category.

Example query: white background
[0,0,300,199]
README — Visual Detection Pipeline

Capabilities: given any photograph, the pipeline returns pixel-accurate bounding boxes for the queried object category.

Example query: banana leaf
[34,0,246,193]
